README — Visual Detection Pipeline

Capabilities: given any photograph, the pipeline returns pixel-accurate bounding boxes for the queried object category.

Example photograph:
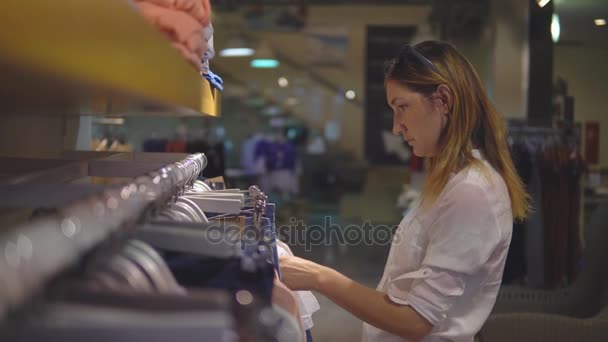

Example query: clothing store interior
[0,0,607,341]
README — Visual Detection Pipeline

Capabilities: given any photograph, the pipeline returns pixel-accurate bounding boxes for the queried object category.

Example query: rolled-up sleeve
[386,182,501,325]
[387,267,466,325]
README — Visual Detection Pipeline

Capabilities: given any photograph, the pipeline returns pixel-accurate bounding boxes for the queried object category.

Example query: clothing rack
[507,125,565,145]
[505,123,584,289]
[507,122,581,148]
[508,126,561,134]
[0,153,207,319]
[0,151,317,341]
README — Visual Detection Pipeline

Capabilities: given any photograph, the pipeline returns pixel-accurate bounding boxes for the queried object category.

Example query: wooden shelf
[0,0,220,117]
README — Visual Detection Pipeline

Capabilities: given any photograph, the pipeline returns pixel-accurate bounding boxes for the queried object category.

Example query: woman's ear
[436,84,453,116]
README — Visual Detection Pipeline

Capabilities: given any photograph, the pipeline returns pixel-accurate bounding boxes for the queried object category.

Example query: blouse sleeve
[386,182,502,325]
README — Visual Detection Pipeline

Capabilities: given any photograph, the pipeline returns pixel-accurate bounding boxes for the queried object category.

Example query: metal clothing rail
[0,152,191,185]
[0,153,207,320]
[0,152,193,207]
[508,126,562,135]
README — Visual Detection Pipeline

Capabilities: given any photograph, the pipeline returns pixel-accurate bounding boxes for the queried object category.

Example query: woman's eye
[398,105,406,111]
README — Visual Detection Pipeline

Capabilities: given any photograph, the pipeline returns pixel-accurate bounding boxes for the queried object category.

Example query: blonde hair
[385,41,530,220]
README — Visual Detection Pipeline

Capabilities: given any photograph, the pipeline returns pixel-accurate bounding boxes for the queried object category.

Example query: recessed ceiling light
[250,59,280,68]
[278,77,289,88]
[250,42,280,69]
[219,36,254,57]
[219,48,254,57]
[551,14,560,43]
[537,0,551,8]
[345,90,356,100]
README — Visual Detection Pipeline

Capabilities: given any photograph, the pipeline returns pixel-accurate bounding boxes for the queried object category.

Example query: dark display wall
[364,25,417,165]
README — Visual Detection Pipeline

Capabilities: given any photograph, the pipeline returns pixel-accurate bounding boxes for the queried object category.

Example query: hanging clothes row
[538,144,586,288]
[0,153,318,341]
[506,126,586,289]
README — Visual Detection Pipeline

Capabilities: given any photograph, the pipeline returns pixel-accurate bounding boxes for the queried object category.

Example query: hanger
[176,197,209,224]
[161,209,191,223]
[119,244,173,294]
[91,254,155,293]
[181,196,243,215]
[126,240,183,295]
[170,201,202,223]
[165,157,245,216]
[186,192,244,199]
[134,220,241,258]
[86,271,125,292]
[248,186,268,230]
[192,180,213,192]
[180,182,245,214]
[85,240,183,296]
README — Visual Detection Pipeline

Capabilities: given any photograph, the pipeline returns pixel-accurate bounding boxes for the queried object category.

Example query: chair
[478,199,608,341]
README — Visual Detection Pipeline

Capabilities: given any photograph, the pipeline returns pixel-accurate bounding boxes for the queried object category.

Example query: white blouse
[362,151,513,342]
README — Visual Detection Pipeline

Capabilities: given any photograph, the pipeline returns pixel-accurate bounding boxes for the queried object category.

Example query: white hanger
[181,186,245,214]
[170,201,200,223]
[175,197,209,224]
[191,180,212,192]
[135,221,241,258]
[182,196,243,215]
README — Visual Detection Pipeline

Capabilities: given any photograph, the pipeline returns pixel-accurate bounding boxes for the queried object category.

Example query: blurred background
[1,0,607,340]
[84,1,608,340]
[94,1,606,339]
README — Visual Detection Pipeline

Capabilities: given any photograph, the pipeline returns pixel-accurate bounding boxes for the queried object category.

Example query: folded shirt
[135,0,211,27]
[136,1,207,70]
[203,24,215,61]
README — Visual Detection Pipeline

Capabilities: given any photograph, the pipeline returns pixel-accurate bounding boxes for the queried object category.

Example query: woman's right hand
[279,255,327,291]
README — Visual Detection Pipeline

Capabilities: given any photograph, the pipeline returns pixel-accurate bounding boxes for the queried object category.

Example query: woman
[279,40,530,341]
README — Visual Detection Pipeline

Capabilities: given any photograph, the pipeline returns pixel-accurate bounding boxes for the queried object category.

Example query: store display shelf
[0,0,220,117]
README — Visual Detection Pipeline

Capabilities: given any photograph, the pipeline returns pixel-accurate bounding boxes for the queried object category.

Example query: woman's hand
[280,255,433,340]
[279,255,327,291]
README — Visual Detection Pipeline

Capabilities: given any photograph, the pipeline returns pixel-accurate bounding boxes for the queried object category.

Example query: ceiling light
[551,13,560,43]
[251,59,280,68]
[278,77,289,87]
[219,48,254,57]
[537,0,551,8]
[595,19,607,26]
[251,41,279,69]
[219,36,254,57]
[345,90,356,100]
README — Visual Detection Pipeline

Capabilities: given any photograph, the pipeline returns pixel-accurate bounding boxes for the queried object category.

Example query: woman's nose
[392,114,401,135]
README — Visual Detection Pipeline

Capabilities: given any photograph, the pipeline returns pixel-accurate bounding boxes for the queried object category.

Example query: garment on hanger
[539,146,585,288]
[165,254,274,304]
[506,129,585,288]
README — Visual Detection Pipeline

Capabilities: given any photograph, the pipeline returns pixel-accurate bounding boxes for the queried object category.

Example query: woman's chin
[411,146,424,158]
[411,147,432,158]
